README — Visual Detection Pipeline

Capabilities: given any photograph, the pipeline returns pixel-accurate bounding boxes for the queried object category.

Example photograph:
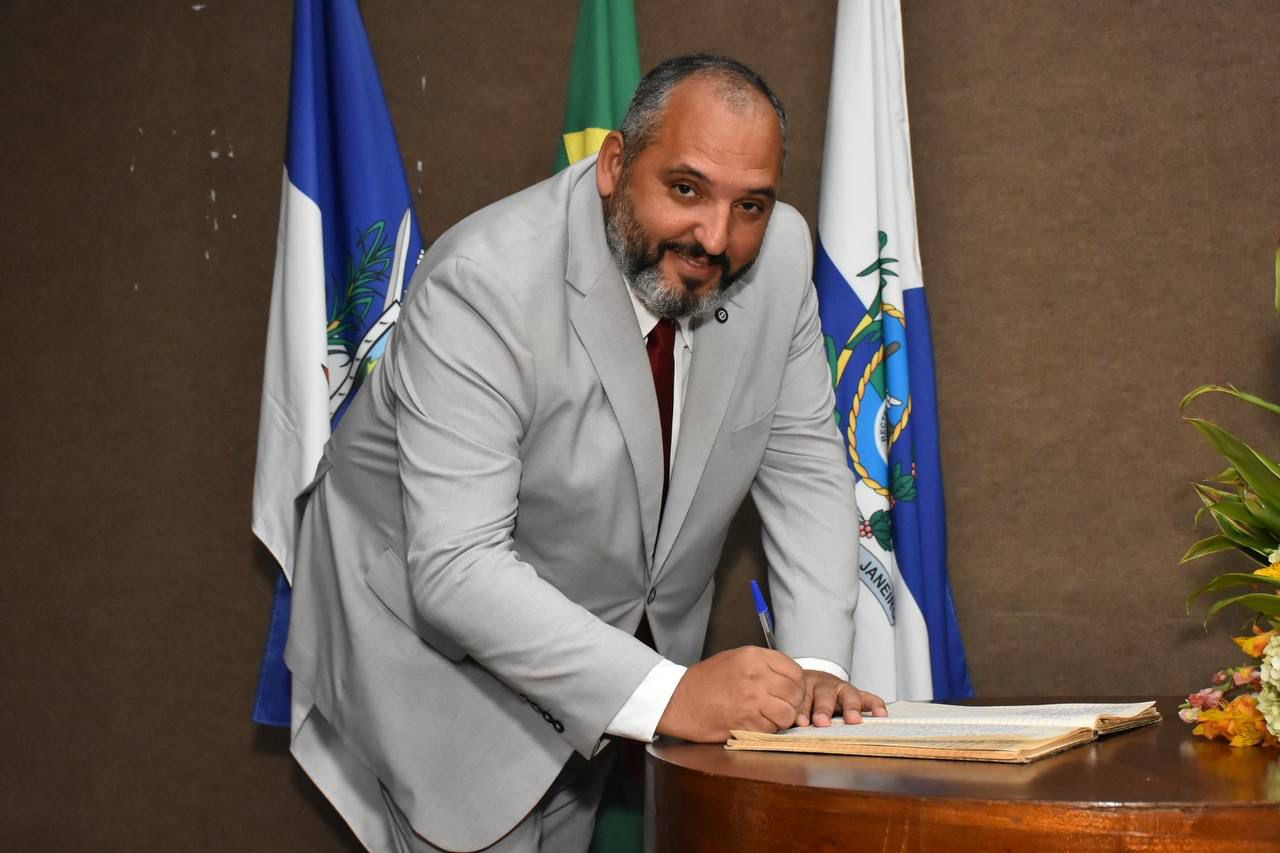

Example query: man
[286,54,884,853]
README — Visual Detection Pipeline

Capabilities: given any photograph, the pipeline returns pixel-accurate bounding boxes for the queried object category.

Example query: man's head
[597,55,787,320]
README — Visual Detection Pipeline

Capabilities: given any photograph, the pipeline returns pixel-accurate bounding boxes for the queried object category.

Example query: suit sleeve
[749,222,862,669]
[386,256,663,758]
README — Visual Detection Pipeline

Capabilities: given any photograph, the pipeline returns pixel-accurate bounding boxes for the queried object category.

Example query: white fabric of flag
[815,0,972,703]
[250,0,425,848]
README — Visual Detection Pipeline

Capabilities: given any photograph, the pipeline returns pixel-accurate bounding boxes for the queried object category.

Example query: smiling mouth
[663,243,728,284]
[671,254,719,290]
[674,250,710,268]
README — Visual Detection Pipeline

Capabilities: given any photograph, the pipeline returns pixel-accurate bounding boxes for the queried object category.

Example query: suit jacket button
[647,588,656,604]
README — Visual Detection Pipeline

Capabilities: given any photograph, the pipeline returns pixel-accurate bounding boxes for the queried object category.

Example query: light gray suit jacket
[285,156,860,852]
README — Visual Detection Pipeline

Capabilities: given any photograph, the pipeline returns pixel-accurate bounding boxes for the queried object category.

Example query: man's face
[599,78,784,319]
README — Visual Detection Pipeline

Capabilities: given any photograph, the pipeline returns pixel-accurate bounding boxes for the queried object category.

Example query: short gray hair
[618,54,788,168]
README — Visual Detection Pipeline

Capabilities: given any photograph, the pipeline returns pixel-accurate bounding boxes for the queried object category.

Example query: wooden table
[645,698,1280,851]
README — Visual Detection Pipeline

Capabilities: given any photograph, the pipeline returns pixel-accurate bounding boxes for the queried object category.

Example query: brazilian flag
[555,0,641,172]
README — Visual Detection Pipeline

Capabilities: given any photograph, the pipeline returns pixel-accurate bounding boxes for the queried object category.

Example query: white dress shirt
[602,287,849,743]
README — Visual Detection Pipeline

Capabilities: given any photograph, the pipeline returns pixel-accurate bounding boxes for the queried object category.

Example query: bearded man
[285,53,884,853]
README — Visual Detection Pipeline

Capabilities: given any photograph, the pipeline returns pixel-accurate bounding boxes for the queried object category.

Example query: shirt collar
[625,279,694,351]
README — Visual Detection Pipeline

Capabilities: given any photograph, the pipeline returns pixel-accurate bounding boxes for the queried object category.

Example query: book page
[736,720,1081,744]
[866,700,1156,730]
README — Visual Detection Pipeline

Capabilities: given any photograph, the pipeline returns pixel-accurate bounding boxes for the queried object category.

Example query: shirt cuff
[604,659,688,742]
[794,657,848,681]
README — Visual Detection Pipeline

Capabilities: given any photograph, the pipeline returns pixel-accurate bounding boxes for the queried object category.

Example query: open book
[726,700,1161,764]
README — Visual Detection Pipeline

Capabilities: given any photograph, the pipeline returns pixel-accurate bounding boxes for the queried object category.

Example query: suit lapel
[652,288,752,577]
[564,164,664,565]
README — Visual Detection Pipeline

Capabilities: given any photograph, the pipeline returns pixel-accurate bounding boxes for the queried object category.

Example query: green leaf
[1209,526,1276,559]
[845,319,882,352]
[1192,482,1236,507]
[1211,529,1273,565]
[1208,467,1244,486]
[1185,418,1280,509]
[1254,447,1280,483]
[1242,491,1280,536]
[857,259,894,278]
[1190,490,1248,529]
[892,470,917,502]
[1187,571,1280,604]
[1179,535,1242,563]
[1204,592,1280,626]
[865,288,884,322]
[1208,499,1266,529]
[824,335,838,390]
[1180,384,1280,416]
[869,342,899,399]
[1204,505,1275,556]
[330,219,395,334]
[869,510,893,552]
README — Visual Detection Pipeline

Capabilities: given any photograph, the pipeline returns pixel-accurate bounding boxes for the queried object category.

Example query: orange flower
[1233,627,1279,659]
[1193,694,1280,748]
[1193,711,1231,741]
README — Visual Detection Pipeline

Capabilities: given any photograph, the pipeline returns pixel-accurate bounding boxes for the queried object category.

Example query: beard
[604,180,755,320]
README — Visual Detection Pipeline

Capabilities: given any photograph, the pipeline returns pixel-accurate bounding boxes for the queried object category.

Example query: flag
[251,0,422,846]
[814,0,972,702]
[554,0,641,171]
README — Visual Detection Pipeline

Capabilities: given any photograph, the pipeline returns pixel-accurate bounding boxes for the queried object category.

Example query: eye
[739,200,767,215]
[672,182,696,198]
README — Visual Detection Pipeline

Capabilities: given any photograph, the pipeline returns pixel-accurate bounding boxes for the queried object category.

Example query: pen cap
[749,579,769,615]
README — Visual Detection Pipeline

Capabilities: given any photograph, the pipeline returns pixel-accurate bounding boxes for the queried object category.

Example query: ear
[595,131,626,199]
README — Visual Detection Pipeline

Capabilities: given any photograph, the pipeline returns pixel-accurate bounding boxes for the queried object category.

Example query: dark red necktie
[624,319,676,778]
[630,318,675,771]
[646,318,677,503]
[632,317,674,655]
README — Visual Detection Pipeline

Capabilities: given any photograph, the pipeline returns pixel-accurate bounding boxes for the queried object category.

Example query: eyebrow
[666,164,777,200]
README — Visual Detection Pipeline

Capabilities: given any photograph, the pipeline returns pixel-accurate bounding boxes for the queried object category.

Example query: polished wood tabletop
[645,698,1280,851]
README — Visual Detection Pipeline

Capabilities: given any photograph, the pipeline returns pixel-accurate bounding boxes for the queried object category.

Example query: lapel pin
[715,307,729,324]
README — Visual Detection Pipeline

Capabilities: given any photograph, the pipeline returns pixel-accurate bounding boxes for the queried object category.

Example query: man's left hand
[795,671,888,727]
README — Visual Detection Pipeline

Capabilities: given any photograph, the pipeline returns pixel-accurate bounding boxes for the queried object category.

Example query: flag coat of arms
[251,0,423,847]
[815,0,972,702]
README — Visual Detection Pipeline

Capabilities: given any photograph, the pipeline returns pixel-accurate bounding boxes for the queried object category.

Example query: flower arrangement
[1177,383,1280,746]
[1177,249,1280,746]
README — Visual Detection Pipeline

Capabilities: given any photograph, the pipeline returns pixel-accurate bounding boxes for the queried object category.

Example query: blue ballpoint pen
[749,580,776,650]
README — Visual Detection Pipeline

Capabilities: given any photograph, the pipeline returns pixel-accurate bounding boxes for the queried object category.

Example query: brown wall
[2,1,1276,848]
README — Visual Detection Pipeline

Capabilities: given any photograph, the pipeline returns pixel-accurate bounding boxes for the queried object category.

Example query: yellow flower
[1193,695,1280,748]
[1255,564,1280,580]
[1193,711,1231,741]
[1234,627,1279,659]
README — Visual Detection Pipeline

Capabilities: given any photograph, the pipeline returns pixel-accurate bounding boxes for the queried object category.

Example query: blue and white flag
[251,0,422,846]
[815,0,972,702]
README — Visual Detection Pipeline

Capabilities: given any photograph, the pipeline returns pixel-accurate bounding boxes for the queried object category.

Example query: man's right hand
[655,646,805,742]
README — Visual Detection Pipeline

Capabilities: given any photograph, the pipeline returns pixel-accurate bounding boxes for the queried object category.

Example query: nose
[692,203,732,257]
